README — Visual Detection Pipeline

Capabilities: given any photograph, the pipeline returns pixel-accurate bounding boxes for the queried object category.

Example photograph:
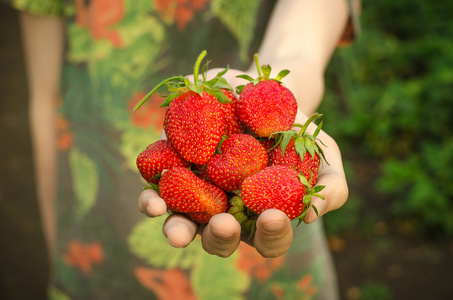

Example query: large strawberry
[268,113,328,187]
[136,140,190,185]
[159,166,228,224]
[241,165,325,225]
[163,90,225,164]
[235,54,298,137]
[133,51,233,164]
[207,134,268,192]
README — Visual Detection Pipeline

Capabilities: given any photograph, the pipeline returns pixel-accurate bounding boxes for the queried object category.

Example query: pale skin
[21,0,350,260]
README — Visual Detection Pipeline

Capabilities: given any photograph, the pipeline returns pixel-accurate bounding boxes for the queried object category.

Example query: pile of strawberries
[134,51,327,234]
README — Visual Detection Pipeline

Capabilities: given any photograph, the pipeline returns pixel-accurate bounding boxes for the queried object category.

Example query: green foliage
[320,0,453,237]
[359,282,392,300]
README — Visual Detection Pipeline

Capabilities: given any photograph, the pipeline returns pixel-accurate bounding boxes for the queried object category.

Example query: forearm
[20,12,65,255]
[253,0,349,114]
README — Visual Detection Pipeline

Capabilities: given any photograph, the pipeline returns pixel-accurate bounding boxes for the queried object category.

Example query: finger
[162,214,198,248]
[254,209,293,258]
[201,213,241,258]
[138,189,167,217]
[303,172,348,223]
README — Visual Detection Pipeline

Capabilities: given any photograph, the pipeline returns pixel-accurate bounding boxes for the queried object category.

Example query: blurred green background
[1,1,453,299]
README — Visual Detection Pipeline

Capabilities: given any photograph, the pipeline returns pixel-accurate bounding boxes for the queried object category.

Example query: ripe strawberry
[136,140,190,185]
[163,90,225,164]
[235,54,298,137]
[241,165,325,225]
[220,89,245,136]
[133,50,234,164]
[207,134,268,192]
[268,113,328,187]
[159,167,228,224]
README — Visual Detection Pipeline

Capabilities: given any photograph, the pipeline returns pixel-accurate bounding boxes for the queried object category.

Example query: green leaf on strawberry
[133,50,233,111]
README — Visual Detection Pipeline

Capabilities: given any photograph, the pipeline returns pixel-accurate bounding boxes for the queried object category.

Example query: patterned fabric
[5,0,358,299]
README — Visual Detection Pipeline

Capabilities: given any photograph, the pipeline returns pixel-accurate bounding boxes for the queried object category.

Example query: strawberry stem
[193,50,207,86]
[294,113,323,137]
[133,75,185,111]
[254,54,263,78]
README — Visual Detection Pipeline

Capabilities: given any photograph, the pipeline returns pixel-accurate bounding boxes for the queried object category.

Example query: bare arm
[20,12,65,256]
[254,0,349,115]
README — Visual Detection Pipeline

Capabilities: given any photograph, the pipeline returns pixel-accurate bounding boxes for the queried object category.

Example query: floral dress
[6,0,358,299]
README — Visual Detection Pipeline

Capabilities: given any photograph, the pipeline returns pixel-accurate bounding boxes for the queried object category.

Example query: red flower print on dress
[62,240,104,274]
[56,114,75,151]
[134,267,196,300]
[297,273,319,298]
[76,0,125,48]
[154,0,210,30]
[236,243,284,283]
[271,273,319,300]
[129,91,165,131]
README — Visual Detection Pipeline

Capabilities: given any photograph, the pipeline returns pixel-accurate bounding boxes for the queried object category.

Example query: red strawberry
[136,140,190,185]
[268,113,328,187]
[235,54,298,137]
[220,89,245,136]
[159,167,228,224]
[241,165,325,225]
[163,90,225,164]
[133,50,234,164]
[207,134,268,192]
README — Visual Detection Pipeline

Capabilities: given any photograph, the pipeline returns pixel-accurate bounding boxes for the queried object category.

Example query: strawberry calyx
[133,50,233,111]
[144,182,159,193]
[227,194,258,240]
[236,53,290,94]
[269,113,329,166]
[295,171,326,226]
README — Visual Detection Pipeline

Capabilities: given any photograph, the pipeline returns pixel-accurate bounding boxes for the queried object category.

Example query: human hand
[139,189,293,258]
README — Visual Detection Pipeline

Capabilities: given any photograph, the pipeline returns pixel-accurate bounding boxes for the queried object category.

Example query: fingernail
[211,227,236,240]
[263,220,285,233]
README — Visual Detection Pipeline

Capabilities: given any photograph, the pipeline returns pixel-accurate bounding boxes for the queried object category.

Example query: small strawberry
[235,54,298,137]
[207,134,268,192]
[268,113,328,187]
[220,89,245,136]
[133,50,233,164]
[159,166,228,224]
[241,165,325,225]
[136,140,190,186]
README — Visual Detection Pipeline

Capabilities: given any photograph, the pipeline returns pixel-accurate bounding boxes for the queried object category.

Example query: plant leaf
[236,74,254,82]
[294,136,307,157]
[261,64,272,79]
[189,84,204,97]
[211,77,233,90]
[235,85,245,94]
[159,92,182,107]
[311,185,325,193]
[280,131,295,155]
[304,138,316,159]
[276,69,290,81]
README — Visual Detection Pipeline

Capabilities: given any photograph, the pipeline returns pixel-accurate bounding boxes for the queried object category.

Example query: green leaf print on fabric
[67,23,113,63]
[11,0,72,16]
[129,217,251,300]
[120,127,161,173]
[48,287,71,300]
[69,147,99,220]
[128,217,204,269]
[210,0,261,62]
[192,254,250,300]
